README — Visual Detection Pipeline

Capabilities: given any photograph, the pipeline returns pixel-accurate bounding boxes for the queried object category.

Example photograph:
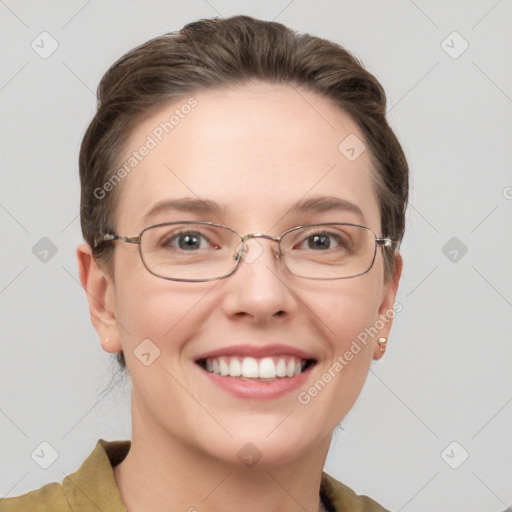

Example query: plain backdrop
[1,1,511,511]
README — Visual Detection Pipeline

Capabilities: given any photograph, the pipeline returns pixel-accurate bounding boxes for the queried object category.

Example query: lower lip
[198,365,314,399]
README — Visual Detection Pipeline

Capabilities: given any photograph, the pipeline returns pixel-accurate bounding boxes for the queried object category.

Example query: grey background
[1,1,511,510]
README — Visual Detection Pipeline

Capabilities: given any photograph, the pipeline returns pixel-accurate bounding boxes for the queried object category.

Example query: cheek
[309,297,378,425]
[113,258,172,336]
[314,277,382,348]
[308,281,382,401]
[113,262,217,365]
[326,296,377,383]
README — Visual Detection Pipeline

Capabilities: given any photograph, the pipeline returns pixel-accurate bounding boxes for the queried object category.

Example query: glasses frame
[94,221,393,282]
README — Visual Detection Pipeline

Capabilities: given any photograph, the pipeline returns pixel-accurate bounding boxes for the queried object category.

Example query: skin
[77,81,402,512]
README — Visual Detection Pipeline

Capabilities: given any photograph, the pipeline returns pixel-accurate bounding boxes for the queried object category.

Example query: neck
[113,396,331,512]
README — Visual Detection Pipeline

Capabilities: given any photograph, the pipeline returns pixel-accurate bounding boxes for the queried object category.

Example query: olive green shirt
[0,439,389,511]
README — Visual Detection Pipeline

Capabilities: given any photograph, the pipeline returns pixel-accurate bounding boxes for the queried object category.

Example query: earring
[105,337,110,344]
[377,337,387,352]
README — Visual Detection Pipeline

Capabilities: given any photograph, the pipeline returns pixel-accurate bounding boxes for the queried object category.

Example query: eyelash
[161,229,351,251]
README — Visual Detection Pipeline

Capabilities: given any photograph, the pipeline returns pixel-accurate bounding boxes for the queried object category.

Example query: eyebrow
[141,196,366,225]
[141,198,227,225]
[286,196,366,223]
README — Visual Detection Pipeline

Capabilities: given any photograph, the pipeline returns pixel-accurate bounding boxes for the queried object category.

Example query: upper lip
[195,344,317,362]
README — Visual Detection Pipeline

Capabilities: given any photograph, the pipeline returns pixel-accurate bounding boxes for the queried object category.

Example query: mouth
[194,344,318,398]
[196,355,317,381]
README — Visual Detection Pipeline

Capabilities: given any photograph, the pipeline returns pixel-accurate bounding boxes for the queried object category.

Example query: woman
[2,15,407,511]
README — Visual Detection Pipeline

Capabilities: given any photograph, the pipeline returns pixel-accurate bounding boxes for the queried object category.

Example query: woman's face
[85,82,401,466]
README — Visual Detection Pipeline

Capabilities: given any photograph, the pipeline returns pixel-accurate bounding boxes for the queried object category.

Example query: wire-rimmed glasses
[93,221,393,282]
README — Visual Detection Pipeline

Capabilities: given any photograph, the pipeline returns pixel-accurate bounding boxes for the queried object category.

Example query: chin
[196,419,325,469]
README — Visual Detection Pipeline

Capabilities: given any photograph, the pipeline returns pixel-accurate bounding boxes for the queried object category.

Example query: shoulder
[0,482,69,511]
[0,439,129,512]
[321,472,390,512]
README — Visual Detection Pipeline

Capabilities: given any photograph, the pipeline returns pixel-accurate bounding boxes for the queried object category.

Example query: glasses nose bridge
[242,232,281,244]
[238,232,282,261]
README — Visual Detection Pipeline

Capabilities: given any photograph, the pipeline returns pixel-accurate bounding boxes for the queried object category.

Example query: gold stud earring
[377,337,387,352]
[105,337,110,344]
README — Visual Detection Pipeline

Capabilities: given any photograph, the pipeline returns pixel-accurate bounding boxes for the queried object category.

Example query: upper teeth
[204,356,306,379]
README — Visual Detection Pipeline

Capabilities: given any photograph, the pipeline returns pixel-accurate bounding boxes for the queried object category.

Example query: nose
[220,237,298,324]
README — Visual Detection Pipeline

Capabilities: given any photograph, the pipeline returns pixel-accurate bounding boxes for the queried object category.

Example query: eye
[163,230,216,251]
[295,229,351,251]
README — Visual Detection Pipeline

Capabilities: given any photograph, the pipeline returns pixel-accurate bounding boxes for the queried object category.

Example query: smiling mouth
[196,355,316,380]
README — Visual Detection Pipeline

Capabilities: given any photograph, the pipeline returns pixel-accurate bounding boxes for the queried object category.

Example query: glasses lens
[140,223,240,281]
[139,222,378,281]
[281,224,377,279]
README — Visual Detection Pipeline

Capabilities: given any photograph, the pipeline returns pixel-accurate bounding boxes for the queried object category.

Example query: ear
[76,242,122,354]
[373,253,403,360]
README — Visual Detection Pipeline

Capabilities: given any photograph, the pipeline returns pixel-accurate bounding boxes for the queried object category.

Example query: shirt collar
[59,439,379,512]
[62,439,129,511]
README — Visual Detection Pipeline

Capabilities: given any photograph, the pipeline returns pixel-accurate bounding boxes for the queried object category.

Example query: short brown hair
[79,15,409,368]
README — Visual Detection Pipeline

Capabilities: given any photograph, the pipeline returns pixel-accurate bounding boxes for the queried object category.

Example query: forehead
[113,82,380,234]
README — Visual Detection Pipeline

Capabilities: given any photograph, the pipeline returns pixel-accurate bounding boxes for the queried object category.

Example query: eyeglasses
[94,221,393,282]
